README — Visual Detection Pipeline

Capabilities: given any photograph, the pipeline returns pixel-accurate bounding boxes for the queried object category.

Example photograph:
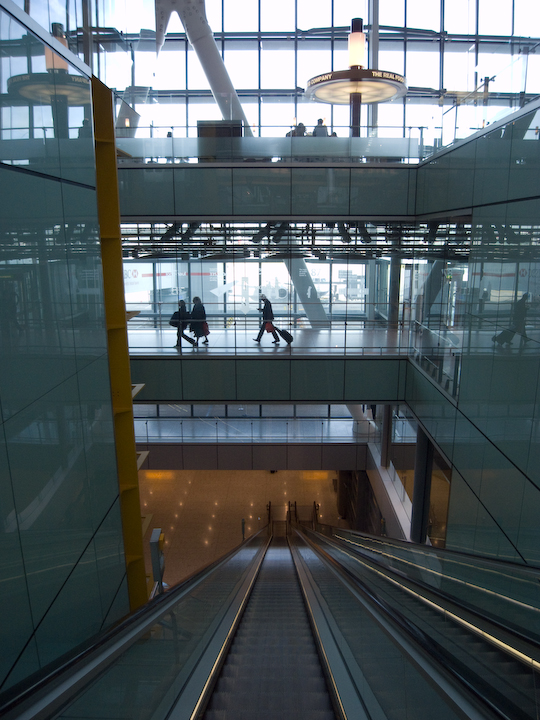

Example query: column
[410,426,434,544]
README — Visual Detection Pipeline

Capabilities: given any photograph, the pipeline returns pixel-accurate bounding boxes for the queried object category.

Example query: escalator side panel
[290,533,477,720]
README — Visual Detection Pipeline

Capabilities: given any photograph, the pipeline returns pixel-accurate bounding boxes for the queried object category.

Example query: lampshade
[348,30,366,69]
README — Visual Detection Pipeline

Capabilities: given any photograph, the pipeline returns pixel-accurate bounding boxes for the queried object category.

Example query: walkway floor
[128,324,412,355]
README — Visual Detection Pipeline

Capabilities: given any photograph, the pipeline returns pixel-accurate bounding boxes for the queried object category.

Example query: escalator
[3,510,539,720]
[203,535,335,720]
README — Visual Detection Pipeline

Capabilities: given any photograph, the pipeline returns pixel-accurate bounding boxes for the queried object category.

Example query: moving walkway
[3,512,540,720]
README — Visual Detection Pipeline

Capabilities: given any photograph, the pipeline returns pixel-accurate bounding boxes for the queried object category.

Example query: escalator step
[203,540,336,720]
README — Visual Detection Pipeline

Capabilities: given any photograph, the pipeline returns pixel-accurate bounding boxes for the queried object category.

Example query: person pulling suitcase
[492,292,529,347]
[254,294,280,344]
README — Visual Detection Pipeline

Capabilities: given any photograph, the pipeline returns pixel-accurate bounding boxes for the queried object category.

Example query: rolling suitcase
[277,327,293,344]
[492,328,515,346]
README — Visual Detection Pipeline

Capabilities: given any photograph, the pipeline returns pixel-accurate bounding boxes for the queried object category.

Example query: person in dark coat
[190,296,209,346]
[254,294,280,343]
[170,300,195,348]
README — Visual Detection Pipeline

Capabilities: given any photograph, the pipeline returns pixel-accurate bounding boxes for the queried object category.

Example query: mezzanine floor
[128,320,539,356]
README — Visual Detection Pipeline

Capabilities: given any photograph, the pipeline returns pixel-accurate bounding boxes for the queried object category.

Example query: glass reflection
[0,5,126,697]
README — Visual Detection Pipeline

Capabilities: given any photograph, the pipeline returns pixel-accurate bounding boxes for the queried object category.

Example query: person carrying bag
[170,299,195,348]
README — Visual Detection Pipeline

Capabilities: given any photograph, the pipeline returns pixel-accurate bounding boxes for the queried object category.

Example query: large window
[15,0,540,143]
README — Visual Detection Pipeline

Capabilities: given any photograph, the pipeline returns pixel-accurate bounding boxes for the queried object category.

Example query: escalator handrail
[288,531,372,720]
[167,532,273,720]
[0,526,270,720]
[297,525,528,720]
[325,526,540,653]
[325,524,540,581]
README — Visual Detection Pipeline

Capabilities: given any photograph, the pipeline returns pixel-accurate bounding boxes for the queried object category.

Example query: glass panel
[380,0,405,27]
[405,43,440,89]
[224,42,259,89]
[514,0,540,36]
[224,0,258,31]
[293,534,462,720]
[0,434,38,689]
[295,404,329,417]
[333,0,368,28]
[329,526,540,640]
[58,534,268,720]
[444,0,476,34]
[407,0,440,31]
[297,43,332,89]
[193,405,226,417]
[262,404,294,418]
[227,404,260,418]
[260,0,295,31]
[297,0,331,29]
[159,405,191,418]
[478,0,513,35]
[260,41,295,88]
[133,404,158,417]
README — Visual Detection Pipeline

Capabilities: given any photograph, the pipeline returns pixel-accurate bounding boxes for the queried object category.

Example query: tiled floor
[138,468,348,589]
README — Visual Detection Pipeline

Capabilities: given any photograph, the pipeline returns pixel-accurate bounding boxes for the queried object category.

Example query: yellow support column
[92,77,147,611]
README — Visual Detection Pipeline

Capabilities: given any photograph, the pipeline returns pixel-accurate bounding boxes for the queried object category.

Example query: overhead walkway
[3,516,539,720]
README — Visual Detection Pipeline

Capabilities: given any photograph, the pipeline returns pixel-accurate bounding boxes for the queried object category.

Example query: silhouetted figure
[286,123,305,137]
[254,294,280,344]
[170,300,195,348]
[492,292,529,346]
[190,296,209,346]
[78,118,91,138]
[313,118,328,137]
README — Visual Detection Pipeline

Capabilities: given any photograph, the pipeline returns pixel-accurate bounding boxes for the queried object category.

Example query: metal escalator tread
[203,537,337,720]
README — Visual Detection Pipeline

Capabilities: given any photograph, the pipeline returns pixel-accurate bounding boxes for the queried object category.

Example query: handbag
[202,321,210,336]
[265,322,274,332]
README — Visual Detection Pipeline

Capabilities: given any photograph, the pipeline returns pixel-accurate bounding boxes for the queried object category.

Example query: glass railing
[328,528,540,642]
[302,526,540,720]
[126,300,413,356]
[134,416,380,445]
[440,55,538,148]
[46,530,269,720]
[115,127,425,164]
[289,530,476,720]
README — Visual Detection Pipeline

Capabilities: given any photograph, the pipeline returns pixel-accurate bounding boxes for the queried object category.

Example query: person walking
[492,292,529,346]
[170,300,195,348]
[190,296,209,346]
[254,294,280,344]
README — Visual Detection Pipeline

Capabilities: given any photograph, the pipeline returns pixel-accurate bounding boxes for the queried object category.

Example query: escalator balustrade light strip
[339,533,540,589]
[188,536,270,720]
[337,535,540,617]
[339,545,540,672]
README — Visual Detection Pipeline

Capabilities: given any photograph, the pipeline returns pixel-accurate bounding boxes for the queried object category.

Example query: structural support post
[92,77,148,611]
[367,0,380,133]
[380,404,392,468]
[388,254,401,328]
[410,426,434,544]
[350,92,361,137]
